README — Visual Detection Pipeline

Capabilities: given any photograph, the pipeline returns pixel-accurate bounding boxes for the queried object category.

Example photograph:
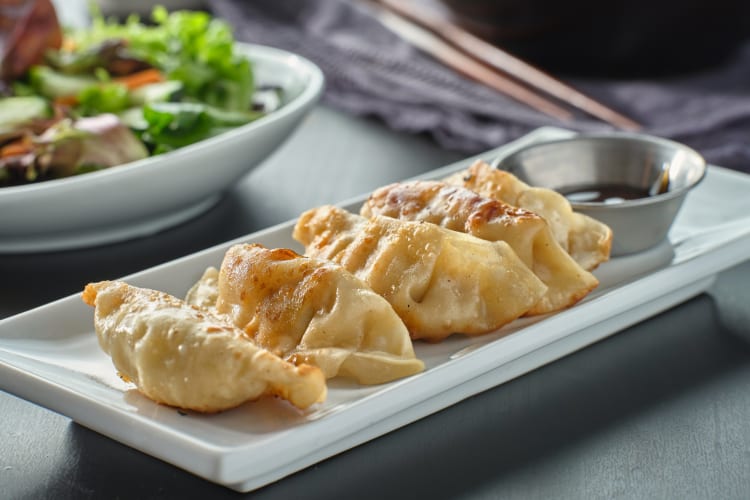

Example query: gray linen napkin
[210,0,750,172]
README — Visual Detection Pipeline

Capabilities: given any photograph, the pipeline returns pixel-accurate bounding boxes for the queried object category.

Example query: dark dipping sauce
[561,184,651,204]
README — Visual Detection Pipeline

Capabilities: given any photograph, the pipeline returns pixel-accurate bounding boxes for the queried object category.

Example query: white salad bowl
[0,43,324,253]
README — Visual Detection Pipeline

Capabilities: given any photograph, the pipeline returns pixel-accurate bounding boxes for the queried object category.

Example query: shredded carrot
[54,94,79,107]
[61,37,77,52]
[114,68,164,89]
[1,137,33,157]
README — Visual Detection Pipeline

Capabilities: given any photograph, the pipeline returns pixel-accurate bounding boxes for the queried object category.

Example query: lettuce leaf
[36,114,148,178]
[68,7,253,111]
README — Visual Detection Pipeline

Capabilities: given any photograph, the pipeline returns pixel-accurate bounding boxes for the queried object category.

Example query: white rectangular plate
[2,129,750,492]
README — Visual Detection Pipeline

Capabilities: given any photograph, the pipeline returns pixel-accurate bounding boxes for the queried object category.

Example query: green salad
[0,6,277,186]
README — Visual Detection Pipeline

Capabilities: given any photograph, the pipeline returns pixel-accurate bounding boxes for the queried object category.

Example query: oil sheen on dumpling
[197,243,424,385]
[361,180,599,315]
[293,205,548,341]
[82,280,327,412]
[444,159,612,271]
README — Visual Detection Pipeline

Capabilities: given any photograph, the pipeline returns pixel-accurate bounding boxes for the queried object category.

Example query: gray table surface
[1,106,749,499]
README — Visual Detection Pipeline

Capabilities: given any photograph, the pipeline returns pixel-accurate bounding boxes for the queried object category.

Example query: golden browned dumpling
[82,281,327,412]
[444,159,612,270]
[361,180,599,315]
[293,205,548,341]
[193,244,424,385]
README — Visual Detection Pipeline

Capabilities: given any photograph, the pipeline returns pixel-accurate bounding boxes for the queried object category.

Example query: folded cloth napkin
[210,0,750,172]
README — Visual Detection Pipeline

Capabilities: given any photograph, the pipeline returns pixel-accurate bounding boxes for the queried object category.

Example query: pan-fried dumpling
[444,159,612,270]
[185,266,220,310]
[361,180,599,315]
[195,244,424,385]
[82,280,326,412]
[293,205,548,341]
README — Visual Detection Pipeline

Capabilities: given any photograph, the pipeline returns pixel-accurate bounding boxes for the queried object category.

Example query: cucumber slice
[129,80,184,106]
[204,105,263,126]
[117,107,148,130]
[0,96,51,130]
[29,66,98,99]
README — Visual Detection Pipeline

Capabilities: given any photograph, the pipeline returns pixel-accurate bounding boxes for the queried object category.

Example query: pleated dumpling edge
[187,244,425,385]
[82,280,327,412]
[293,205,548,341]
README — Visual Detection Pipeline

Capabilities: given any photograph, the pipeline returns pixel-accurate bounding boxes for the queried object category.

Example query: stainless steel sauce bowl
[496,133,707,255]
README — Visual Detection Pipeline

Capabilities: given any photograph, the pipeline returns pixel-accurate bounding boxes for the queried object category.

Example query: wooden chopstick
[366,1,574,122]
[372,0,642,130]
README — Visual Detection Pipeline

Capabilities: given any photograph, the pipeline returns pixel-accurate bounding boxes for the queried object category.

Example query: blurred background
[82,0,750,77]
[439,0,750,77]
[37,0,750,172]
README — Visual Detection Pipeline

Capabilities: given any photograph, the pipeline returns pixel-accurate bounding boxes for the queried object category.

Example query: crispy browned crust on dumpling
[444,159,612,271]
[209,244,423,385]
[293,205,548,341]
[361,180,599,315]
[82,281,326,412]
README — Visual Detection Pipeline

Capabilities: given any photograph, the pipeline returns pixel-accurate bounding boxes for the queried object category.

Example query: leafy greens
[0,6,270,186]
[68,6,254,113]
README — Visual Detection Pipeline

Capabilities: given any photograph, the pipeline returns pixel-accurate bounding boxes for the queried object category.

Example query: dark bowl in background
[440,0,750,77]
